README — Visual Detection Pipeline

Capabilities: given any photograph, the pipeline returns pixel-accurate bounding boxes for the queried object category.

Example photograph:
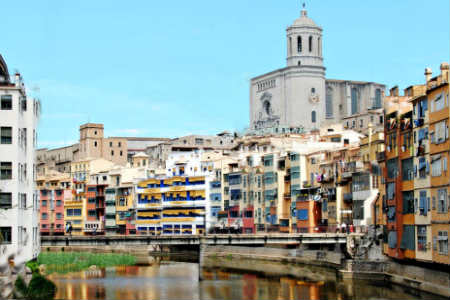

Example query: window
[387,158,398,179]
[417,226,427,251]
[437,189,448,213]
[56,200,62,207]
[109,141,112,147]
[94,141,97,147]
[88,210,96,217]
[374,89,382,109]
[111,150,114,156]
[437,231,448,255]
[0,162,12,180]
[0,227,12,244]
[351,88,358,115]
[360,119,363,128]
[325,88,333,118]
[419,190,428,216]
[41,200,47,207]
[434,93,445,111]
[0,127,12,144]
[66,208,81,216]
[297,209,308,220]
[379,115,383,124]
[120,151,123,156]
[402,191,414,214]
[400,225,415,250]
[431,156,442,177]
[401,158,414,181]
[318,37,321,55]
[434,120,448,144]
[308,36,312,52]
[42,213,48,220]
[297,36,302,53]
[0,193,12,209]
[1,95,12,110]
[118,142,122,147]
[386,182,395,200]
[56,213,62,220]
[311,110,316,123]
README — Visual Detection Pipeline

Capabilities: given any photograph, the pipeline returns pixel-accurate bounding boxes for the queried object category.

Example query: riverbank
[37,252,136,274]
[201,245,450,298]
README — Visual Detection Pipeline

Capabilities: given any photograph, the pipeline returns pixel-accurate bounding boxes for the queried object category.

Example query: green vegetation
[14,274,57,300]
[37,251,136,274]
[225,253,233,260]
[26,260,40,274]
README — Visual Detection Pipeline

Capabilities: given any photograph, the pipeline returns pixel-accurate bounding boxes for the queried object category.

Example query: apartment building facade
[0,55,40,260]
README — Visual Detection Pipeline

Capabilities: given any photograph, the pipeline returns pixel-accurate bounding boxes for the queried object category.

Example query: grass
[37,252,136,274]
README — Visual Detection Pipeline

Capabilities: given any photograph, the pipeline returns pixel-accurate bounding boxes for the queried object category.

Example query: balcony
[284,174,290,182]
[283,193,291,199]
[343,193,353,203]
[84,221,104,233]
[376,151,385,161]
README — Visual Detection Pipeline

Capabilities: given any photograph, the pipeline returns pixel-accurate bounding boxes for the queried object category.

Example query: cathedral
[249,6,385,135]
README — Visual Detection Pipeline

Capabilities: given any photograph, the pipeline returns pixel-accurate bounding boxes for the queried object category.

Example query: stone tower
[79,123,104,159]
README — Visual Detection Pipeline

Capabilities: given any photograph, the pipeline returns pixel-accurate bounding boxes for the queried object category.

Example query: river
[48,260,441,300]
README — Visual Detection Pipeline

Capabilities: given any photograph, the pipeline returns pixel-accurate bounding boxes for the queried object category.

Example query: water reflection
[48,262,441,300]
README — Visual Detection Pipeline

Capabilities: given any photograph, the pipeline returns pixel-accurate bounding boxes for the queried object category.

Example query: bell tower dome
[286,4,323,68]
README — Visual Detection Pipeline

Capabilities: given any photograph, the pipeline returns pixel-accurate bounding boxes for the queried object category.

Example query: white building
[0,55,40,261]
[249,5,385,135]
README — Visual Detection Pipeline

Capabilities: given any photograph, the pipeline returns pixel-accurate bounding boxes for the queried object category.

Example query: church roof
[291,8,320,28]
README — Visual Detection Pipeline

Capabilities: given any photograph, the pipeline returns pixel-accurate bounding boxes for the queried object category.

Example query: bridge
[41,233,354,247]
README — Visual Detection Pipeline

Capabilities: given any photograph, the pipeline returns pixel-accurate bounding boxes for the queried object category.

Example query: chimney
[14,72,20,87]
[390,86,399,97]
[424,68,432,83]
[440,63,449,82]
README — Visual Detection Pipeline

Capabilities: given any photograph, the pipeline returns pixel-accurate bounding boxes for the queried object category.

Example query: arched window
[351,88,358,115]
[318,37,321,56]
[375,89,382,108]
[288,37,292,56]
[298,61,301,66]
[311,110,316,123]
[326,87,333,118]
[297,36,302,53]
[309,36,312,52]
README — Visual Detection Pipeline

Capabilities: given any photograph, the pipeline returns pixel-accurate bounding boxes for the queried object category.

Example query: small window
[94,131,97,135]
[88,210,96,217]
[1,127,12,144]
[118,142,121,147]
[297,36,302,53]
[0,162,12,180]
[298,61,301,66]
[56,213,62,219]
[1,95,12,110]
[41,200,47,206]
[111,150,114,156]
[308,36,312,52]
[360,119,363,128]
[0,193,12,209]
[109,141,112,147]
[94,141,97,147]
[311,110,316,123]
[311,87,315,93]
[120,150,123,156]
[0,227,12,244]
[42,212,48,219]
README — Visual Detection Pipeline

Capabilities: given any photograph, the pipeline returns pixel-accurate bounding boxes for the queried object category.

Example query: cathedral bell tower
[286,4,324,68]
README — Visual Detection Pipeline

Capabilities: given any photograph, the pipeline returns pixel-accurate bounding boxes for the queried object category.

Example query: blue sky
[2,0,449,148]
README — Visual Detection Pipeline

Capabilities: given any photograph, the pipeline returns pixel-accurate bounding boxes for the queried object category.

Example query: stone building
[249,5,385,135]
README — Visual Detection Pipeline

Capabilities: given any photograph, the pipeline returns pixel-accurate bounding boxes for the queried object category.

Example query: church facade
[249,7,385,134]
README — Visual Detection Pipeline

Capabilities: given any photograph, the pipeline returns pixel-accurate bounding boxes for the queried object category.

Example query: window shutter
[443,157,448,172]
[433,236,437,251]
[414,165,417,177]
[426,162,430,174]
[432,196,436,210]
[414,198,418,213]
[427,197,430,212]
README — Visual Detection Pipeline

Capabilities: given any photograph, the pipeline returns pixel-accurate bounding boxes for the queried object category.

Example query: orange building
[428,63,449,265]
